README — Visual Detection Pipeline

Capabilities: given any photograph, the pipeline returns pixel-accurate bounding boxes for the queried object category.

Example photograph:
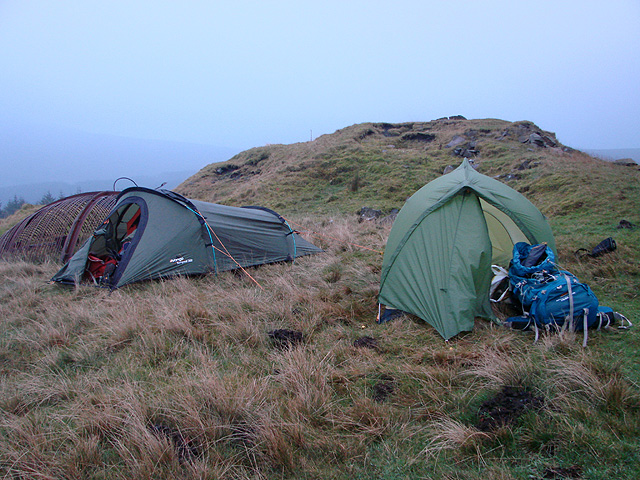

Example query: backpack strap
[563,273,574,329]
[595,311,606,330]
[574,248,591,259]
[582,308,589,348]
[614,312,633,329]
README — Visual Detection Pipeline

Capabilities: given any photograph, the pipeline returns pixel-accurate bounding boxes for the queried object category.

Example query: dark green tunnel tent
[378,159,556,340]
[52,187,322,288]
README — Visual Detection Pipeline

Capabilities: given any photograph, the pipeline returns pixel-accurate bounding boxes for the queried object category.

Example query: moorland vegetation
[1,118,639,479]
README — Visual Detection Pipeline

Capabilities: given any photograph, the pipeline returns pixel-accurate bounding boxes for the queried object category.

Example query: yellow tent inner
[480,199,529,266]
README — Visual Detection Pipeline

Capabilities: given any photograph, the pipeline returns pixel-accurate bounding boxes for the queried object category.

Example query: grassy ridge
[1,119,640,478]
[177,119,568,215]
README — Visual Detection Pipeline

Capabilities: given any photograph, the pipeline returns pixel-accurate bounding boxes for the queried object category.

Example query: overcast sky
[1,1,639,187]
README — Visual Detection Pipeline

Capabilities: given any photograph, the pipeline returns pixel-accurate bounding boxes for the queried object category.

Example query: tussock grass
[0,219,637,478]
[2,135,640,477]
[419,416,490,459]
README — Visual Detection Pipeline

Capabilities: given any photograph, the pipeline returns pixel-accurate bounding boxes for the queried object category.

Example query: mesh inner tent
[0,191,119,262]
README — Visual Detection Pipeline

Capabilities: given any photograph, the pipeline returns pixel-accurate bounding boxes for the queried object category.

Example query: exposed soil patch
[375,122,414,137]
[401,131,436,142]
[268,329,304,350]
[372,374,396,403]
[617,219,636,229]
[353,336,379,350]
[476,385,544,432]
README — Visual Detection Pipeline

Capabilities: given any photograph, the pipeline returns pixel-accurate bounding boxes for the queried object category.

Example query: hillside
[1,118,640,479]
[178,118,579,215]
[178,116,640,272]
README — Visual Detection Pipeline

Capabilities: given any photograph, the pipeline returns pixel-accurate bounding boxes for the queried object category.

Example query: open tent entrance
[479,199,530,266]
[52,187,322,289]
[85,200,146,284]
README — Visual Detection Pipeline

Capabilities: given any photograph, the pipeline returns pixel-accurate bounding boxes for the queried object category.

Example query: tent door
[86,198,147,285]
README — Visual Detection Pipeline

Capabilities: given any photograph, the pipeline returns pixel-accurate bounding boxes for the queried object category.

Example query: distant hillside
[585,147,640,164]
[178,117,637,217]
[0,120,239,205]
[0,170,193,207]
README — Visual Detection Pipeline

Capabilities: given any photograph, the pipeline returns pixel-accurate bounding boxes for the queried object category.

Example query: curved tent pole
[60,191,116,263]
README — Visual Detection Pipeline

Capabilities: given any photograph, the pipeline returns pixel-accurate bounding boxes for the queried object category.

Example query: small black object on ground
[617,219,636,229]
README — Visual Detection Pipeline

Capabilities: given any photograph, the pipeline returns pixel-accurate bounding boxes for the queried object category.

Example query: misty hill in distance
[0,173,192,207]
[0,120,239,205]
[585,147,640,164]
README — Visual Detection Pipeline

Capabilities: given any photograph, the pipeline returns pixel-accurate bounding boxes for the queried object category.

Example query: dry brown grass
[0,203,42,236]
[0,216,396,478]
[0,208,639,479]
[418,416,490,462]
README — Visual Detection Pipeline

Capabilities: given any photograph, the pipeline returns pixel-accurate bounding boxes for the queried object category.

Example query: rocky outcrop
[496,121,559,148]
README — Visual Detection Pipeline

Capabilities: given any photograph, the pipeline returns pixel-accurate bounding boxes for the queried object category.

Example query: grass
[0,203,41,236]
[1,208,639,479]
[1,118,639,478]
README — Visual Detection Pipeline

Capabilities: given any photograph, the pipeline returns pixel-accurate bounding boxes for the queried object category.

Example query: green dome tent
[52,187,321,288]
[378,159,556,340]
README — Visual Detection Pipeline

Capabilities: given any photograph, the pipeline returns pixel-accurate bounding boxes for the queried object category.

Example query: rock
[548,147,564,156]
[529,133,545,146]
[496,173,521,181]
[379,209,399,225]
[215,164,240,175]
[358,207,383,222]
[613,158,638,166]
[358,207,398,224]
[445,135,466,148]
[515,160,539,170]
[520,132,557,148]
[452,143,479,157]
[464,129,479,140]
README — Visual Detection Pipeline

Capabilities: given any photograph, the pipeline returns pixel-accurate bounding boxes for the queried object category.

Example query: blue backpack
[508,242,600,334]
